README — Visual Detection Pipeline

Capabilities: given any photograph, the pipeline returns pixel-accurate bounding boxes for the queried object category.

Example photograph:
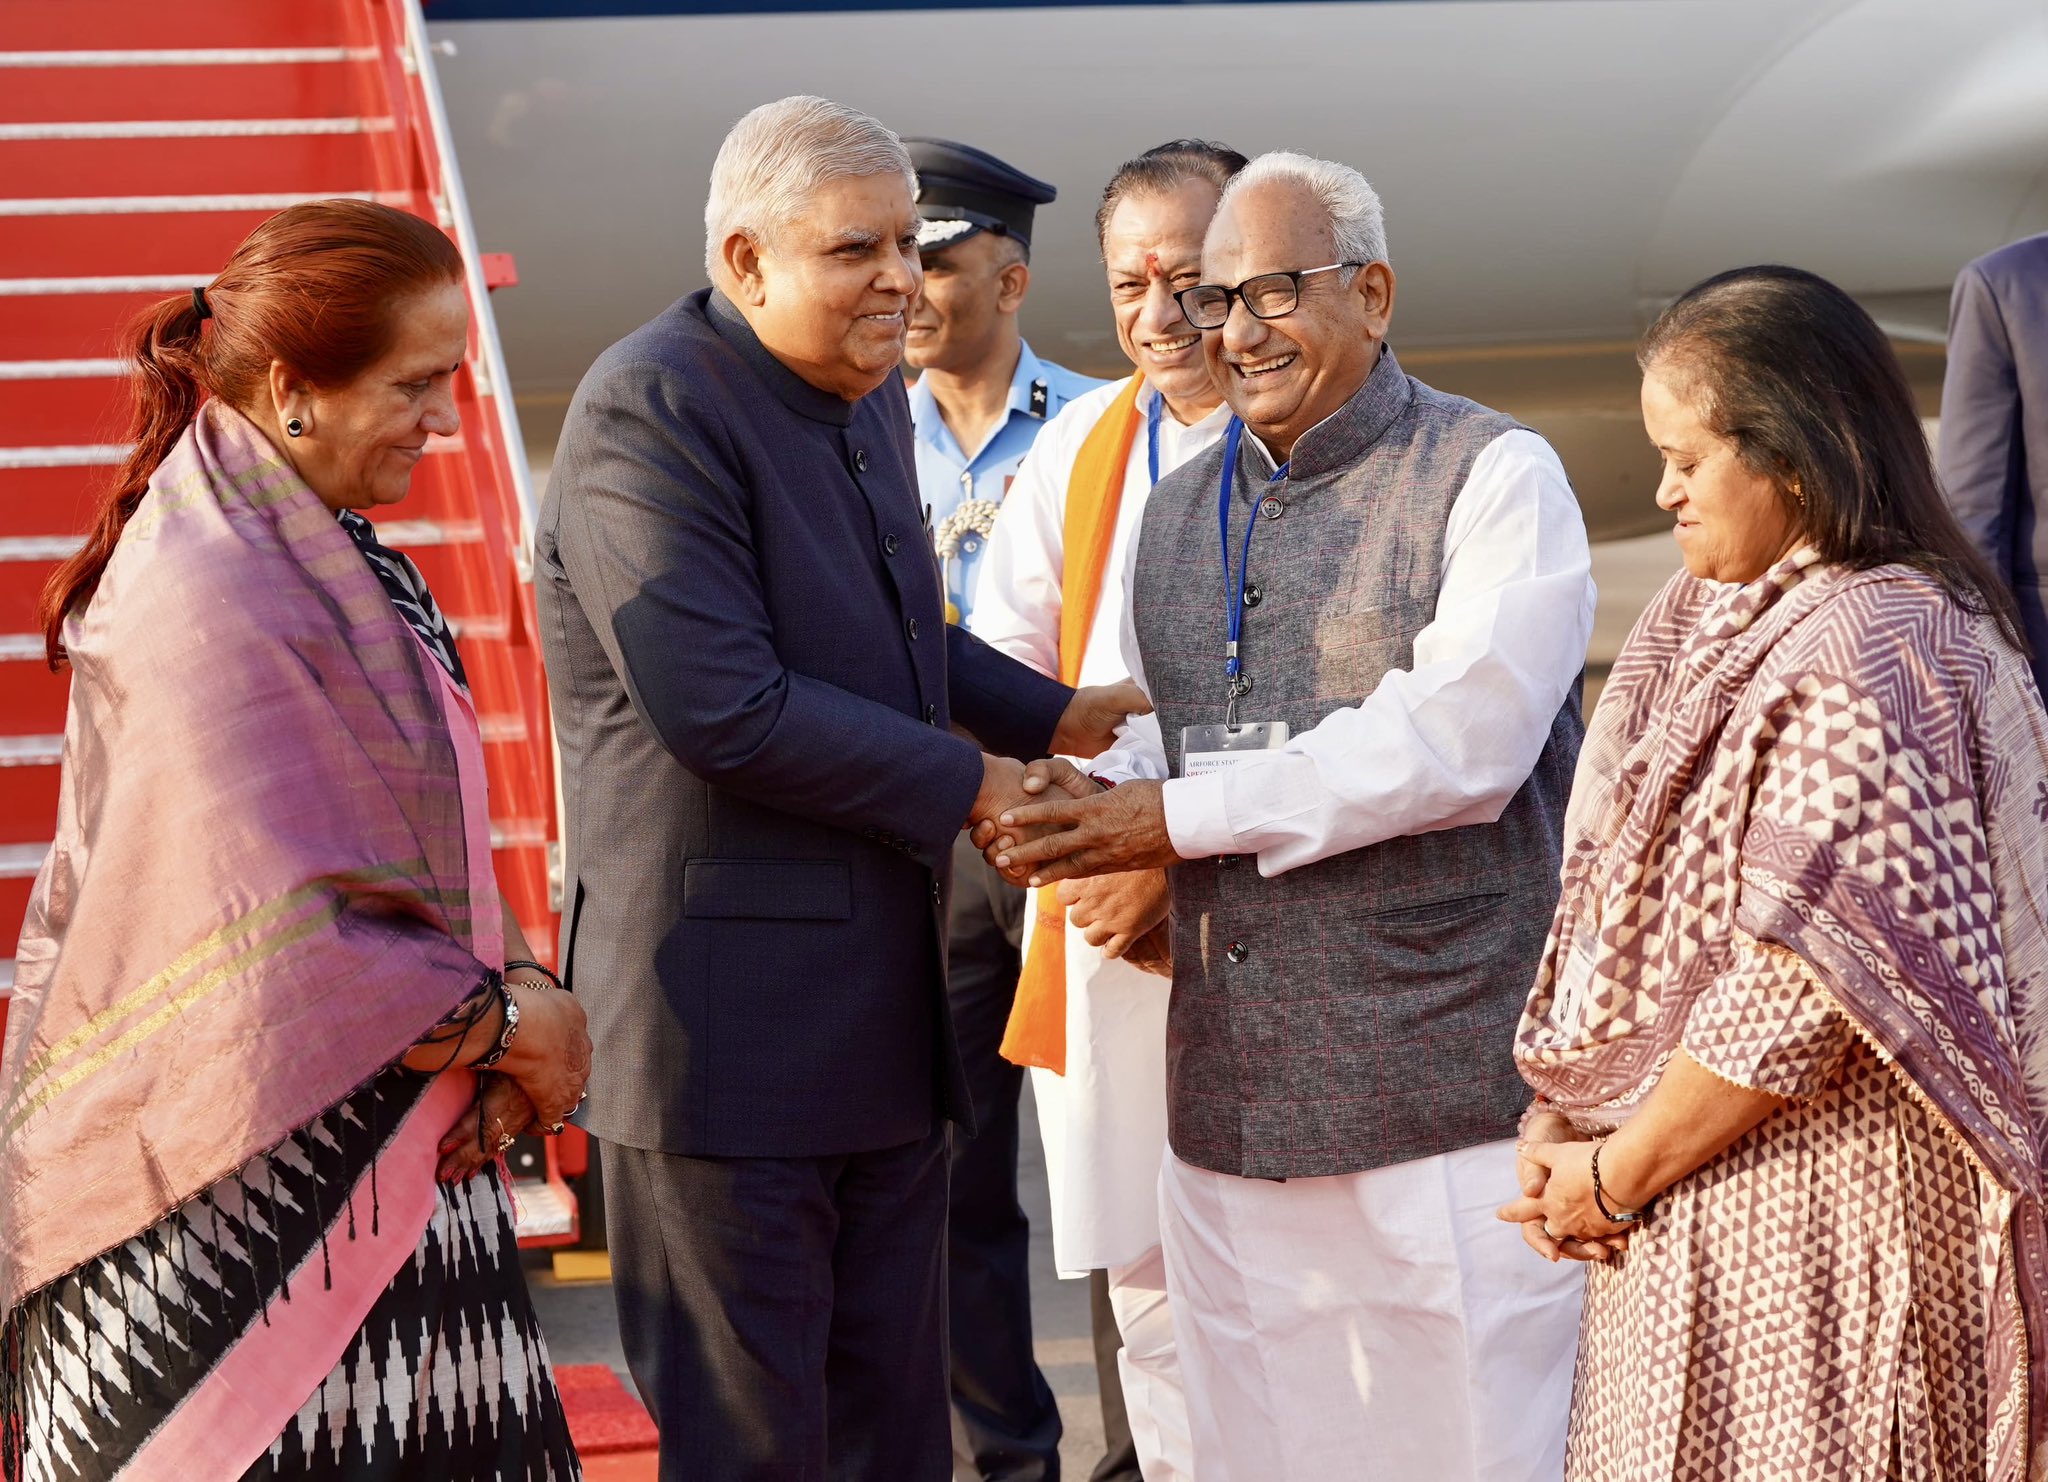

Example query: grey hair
[703,95,915,277]
[1217,151,1389,269]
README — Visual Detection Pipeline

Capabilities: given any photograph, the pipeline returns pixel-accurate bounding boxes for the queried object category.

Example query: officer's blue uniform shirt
[908,339,1105,624]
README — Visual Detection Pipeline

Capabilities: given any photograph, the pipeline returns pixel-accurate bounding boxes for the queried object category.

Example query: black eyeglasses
[1173,263,1363,331]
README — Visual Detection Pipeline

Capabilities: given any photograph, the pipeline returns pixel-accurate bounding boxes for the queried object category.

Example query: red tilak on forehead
[1145,252,1164,277]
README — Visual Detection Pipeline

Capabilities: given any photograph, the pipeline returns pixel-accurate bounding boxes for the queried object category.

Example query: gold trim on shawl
[4,865,467,1130]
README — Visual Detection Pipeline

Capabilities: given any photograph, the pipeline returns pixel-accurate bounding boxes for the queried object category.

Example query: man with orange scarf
[969,140,1247,1482]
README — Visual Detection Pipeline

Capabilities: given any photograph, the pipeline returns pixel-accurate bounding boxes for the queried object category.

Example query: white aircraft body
[426,0,2048,538]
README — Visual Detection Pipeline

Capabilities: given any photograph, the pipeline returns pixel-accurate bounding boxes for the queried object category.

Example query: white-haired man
[983,153,1594,1480]
[969,138,1248,1482]
[536,96,1138,1480]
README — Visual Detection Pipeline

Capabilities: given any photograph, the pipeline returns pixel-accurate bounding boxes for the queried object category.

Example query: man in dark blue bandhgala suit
[1940,231,2048,699]
[534,96,1140,1482]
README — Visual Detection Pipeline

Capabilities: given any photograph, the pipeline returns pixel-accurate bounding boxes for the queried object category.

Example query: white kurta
[1092,426,1598,872]
[1086,412,1597,1480]
[969,377,1231,1277]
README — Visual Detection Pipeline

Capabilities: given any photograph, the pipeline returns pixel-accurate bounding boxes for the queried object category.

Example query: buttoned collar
[1238,343,1412,479]
[907,338,1050,455]
[706,288,858,428]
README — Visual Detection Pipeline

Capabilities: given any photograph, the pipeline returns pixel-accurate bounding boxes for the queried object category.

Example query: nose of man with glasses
[1174,262,1364,328]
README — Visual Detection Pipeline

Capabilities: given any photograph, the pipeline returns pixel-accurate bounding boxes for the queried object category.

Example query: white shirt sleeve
[965,421,1071,681]
[1084,529,1171,783]
[1160,428,1595,875]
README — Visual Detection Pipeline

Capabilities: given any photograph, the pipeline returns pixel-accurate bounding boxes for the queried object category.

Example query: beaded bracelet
[504,957,566,993]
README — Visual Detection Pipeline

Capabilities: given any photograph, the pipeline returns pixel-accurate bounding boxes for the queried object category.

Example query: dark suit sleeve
[1938,262,2022,582]
[946,624,1070,761]
[553,358,984,864]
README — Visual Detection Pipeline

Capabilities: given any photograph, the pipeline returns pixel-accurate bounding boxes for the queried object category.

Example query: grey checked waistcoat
[1132,348,1582,1180]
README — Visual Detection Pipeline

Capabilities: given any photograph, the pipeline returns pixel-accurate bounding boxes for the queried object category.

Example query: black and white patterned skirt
[1,1073,580,1481]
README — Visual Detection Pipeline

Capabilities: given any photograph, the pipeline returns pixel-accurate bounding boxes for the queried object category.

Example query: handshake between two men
[964,680,1187,978]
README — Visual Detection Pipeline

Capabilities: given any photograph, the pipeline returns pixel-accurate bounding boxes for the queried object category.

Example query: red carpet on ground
[555,1364,660,1454]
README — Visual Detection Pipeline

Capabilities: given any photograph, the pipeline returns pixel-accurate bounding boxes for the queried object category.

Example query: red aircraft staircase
[0,0,586,1245]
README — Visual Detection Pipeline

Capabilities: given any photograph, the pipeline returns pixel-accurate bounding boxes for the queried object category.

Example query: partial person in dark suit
[1939,232,2048,697]
[533,95,1143,1482]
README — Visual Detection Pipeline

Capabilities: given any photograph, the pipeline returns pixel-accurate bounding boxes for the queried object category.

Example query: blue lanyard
[1146,390,1164,487]
[1217,417,1288,683]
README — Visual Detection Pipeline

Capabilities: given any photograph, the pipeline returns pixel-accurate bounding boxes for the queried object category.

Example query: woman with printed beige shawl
[0,202,589,1481]
[1502,266,2048,1481]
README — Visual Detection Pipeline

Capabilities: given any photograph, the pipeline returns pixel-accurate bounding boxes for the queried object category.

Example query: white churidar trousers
[1106,1241,1194,1482]
[1158,1137,1583,1482]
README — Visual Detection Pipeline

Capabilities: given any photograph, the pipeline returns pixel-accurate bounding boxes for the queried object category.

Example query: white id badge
[1179,721,1290,777]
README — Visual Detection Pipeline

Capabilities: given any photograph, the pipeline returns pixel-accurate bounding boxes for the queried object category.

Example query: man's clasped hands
[967,679,1184,976]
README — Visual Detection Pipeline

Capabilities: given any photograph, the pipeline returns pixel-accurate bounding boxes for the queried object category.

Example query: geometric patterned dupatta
[1516,547,2048,1479]
[0,398,493,1316]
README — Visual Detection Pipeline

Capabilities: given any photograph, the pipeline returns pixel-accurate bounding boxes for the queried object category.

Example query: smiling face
[1101,178,1225,421]
[1201,177,1392,456]
[277,279,468,512]
[1641,363,1805,583]
[905,230,1023,376]
[728,170,922,401]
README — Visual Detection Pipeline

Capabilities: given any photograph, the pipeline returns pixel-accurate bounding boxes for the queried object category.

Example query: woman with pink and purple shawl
[0,201,589,1481]
[1500,266,2048,1481]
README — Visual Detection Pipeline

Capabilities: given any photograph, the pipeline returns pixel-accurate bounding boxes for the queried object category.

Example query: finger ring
[1543,1223,1564,1240]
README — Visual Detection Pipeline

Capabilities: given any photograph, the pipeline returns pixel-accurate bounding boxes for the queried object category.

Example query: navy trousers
[605,1128,951,1482]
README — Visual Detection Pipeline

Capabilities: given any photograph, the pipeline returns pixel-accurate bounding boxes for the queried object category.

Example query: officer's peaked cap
[904,137,1056,253]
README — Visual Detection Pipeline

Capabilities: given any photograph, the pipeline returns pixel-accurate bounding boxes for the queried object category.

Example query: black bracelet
[1591,1141,1651,1224]
[504,957,565,992]
[472,978,521,1069]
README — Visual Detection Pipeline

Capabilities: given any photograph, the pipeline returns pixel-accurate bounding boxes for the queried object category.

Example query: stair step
[0,737,65,766]
[0,207,327,277]
[0,538,82,561]
[0,469,100,539]
[0,281,215,362]
[0,61,378,126]
[0,454,486,540]
[1,298,149,362]
[1,643,76,732]
[0,773,61,859]
[0,879,32,961]
[0,558,61,631]
[5,3,366,52]
[0,136,392,202]
[0,447,127,471]
[0,382,133,448]
[0,118,394,142]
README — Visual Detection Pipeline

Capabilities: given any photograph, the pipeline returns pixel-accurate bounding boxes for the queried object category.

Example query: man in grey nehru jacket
[980,152,1594,1482]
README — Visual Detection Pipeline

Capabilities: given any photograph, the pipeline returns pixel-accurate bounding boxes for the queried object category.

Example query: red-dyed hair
[39,198,464,667]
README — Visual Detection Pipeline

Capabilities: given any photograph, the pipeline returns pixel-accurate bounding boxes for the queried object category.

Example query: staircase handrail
[395,0,537,558]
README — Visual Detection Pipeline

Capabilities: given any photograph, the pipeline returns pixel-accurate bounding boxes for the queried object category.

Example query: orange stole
[999,375,1147,1075]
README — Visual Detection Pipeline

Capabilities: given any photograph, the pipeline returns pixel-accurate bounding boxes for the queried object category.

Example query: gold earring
[1789,481,1804,505]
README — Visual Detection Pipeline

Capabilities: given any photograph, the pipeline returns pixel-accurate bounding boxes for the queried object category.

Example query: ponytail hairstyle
[40,198,464,667]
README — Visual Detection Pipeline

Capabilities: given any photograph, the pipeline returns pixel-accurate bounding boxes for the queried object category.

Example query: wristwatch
[472,978,521,1069]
